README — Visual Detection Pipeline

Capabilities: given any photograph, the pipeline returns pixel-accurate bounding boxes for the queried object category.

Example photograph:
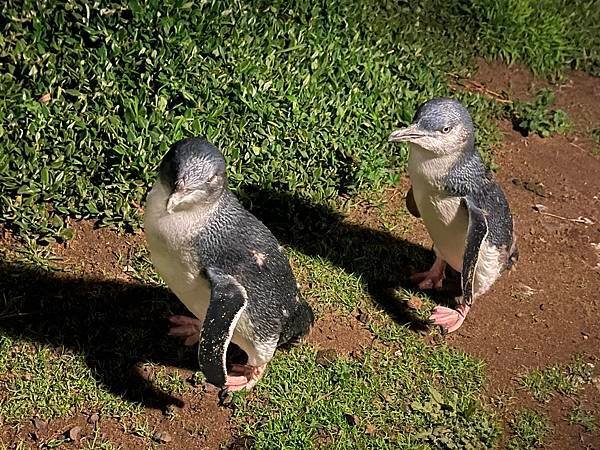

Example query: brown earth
[1,61,599,449]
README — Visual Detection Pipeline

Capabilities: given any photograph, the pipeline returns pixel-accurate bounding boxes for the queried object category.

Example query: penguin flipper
[405,186,421,218]
[461,197,488,306]
[198,267,248,388]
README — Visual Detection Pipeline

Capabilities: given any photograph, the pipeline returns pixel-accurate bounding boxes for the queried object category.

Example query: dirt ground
[1,60,599,448]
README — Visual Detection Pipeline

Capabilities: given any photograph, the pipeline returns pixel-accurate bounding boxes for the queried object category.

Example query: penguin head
[388,98,474,155]
[158,138,227,214]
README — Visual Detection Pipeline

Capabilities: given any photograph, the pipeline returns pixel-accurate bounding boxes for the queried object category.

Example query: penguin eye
[207,174,218,183]
[442,126,451,134]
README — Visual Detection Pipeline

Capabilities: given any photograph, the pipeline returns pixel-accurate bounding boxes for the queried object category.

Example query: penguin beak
[388,124,426,143]
[166,180,186,214]
[166,191,184,214]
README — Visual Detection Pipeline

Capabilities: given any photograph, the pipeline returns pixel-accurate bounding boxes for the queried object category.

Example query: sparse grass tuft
[592,128,600,156]
[508,90,571,137]
[151,367,188,396]
[507,409,550,449]
[569,405,598,433]
[521,357,594,402]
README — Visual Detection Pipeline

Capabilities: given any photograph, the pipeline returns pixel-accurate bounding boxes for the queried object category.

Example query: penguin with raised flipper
[144,138,314,390]
[389,98,517,333]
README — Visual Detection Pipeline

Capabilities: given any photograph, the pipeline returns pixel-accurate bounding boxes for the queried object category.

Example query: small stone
[357,310,369,325]
[582,332,589,340]
[32,418,48,432]
[68,426,82,444]
[153,431,173,443]
[88,413,100,425]
[515,312,524,318]
[39,93,51,103]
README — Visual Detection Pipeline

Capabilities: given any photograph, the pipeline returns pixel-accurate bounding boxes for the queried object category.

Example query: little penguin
[388,98,517,333]
[144,137,314,391]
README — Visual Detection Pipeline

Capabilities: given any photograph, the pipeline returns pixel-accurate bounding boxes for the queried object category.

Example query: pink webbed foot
[429,304,471,333]
[225,364,266,392]
[410,258,447,290]
[168,315,201,346]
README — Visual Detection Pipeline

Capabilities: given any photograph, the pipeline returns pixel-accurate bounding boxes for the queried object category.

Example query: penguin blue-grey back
[389,98,517,332]
[144,138,314,391]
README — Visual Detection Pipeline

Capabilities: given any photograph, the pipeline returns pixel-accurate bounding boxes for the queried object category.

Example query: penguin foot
[429,305,470,333]
[225,364,266,392]
[168,315,201,346]
[411,257,447,289]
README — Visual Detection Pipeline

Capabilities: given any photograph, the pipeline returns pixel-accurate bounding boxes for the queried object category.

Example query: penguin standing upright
[144,138,314,391]
[389,98,517,333]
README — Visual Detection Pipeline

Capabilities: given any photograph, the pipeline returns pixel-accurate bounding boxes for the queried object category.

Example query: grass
[232,346,499,449]
[520,357,594,402]
[506,409,550,449]
[0,0,595,242]
[472,0,600,77]
[0,337,140,423]
[569,405,598,433]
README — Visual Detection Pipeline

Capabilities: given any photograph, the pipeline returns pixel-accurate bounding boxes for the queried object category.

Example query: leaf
[428,386,444,405]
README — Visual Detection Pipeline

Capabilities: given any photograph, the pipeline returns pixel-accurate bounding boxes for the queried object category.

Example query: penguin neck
[407,143,463,191]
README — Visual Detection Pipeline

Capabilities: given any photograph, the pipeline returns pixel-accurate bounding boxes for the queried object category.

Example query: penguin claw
[224,364,266,392]
[429,305,470,333]
[168,315,201,345]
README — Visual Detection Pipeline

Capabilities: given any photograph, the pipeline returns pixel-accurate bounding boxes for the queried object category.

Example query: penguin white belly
[408,145,468,272]
[416,192,467,272]
[144,180,211,321]
[149,244,211,321]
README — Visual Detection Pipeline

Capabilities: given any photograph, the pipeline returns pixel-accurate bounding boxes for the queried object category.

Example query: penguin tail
[278,294,315,346]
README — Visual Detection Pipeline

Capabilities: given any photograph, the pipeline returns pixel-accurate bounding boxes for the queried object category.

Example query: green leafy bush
[0,0,595,240]
[472,0,600,77]
[508,90,571,137]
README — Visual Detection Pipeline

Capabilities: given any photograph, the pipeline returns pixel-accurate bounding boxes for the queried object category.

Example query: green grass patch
[0,0,593,241]
[290,249,368,315]
[508,90,571,137]
[0,336,140,423]
[232,344,498,449]
[569,405,598,433]
[151,366,188,396]
[520,357,594,402]
[506,409,550,449]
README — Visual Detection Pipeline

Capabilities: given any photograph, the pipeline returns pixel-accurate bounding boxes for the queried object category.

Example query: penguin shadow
[0,259,204,410]
[0,188,455,412]
[240,186,459,330]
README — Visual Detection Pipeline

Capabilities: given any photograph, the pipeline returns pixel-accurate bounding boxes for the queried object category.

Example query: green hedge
[0,0,596,240]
